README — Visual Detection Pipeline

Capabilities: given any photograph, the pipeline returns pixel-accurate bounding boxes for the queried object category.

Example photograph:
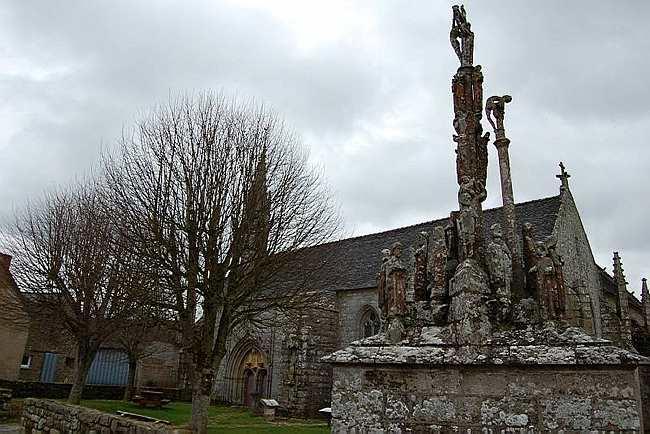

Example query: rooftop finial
[613,251,627,285]
[556,161,571,191]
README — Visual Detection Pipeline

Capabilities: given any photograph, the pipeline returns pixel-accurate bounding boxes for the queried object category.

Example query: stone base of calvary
[324,5,647,432]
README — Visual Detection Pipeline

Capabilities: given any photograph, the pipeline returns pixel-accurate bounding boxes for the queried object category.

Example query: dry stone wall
[22,398,174,434]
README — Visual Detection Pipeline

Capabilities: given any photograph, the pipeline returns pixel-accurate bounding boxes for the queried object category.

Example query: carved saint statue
[522,222,539,295]
[485,95,512,135]
[456,178,480,260]
[445,213,460,286]
[545,238,568,318]
[529,241,566,322]
[378,242,408,319]
[377,248,391,318]
[450,5,474,67]
[486,223,513,321]
[427,226,448,302]
[413,232,429,301]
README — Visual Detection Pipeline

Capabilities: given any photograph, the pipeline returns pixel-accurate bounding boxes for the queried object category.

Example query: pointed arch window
[360,306,381,338]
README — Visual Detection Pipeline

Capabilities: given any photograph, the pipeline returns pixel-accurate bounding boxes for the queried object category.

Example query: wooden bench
[131,389,171,408]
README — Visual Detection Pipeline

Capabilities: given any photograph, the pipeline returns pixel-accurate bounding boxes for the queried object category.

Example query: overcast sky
[1,1,648,292]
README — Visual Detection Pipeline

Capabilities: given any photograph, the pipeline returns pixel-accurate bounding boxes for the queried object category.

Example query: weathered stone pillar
[450,6,488,267]
[642,278,650,331]
[613,252,633,346]
[486,95,522,292]
[447,5,492,342]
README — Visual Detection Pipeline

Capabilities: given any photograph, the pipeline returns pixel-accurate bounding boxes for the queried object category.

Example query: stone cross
[556,161,571,190]
[450,4,488,265]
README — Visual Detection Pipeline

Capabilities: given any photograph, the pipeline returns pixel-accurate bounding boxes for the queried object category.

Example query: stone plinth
[448,259,491,345]
[324,327,647,432]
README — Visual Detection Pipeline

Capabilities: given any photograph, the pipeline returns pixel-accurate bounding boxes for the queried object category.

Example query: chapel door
[243,369,255,408]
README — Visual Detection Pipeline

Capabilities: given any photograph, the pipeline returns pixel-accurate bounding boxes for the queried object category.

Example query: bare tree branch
[2,180,155,404]
[103,92,340,433]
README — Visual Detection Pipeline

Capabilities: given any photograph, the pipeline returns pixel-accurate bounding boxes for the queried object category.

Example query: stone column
[486,95,522,292]
[642,278,650,331]
[613,252,633,347]
[448,5,492,343]
[494,139,517,252]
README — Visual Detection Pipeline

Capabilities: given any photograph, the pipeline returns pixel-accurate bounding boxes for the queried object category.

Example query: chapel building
[212,168,650,417]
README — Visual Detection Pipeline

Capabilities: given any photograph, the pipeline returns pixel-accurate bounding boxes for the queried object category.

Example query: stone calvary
[324,5,648,432]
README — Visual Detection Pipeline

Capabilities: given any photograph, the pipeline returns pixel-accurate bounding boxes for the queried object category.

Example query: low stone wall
[22,398,174,433]
[0,380,182,402]
[0,380,124,400]
[331,364,644,432]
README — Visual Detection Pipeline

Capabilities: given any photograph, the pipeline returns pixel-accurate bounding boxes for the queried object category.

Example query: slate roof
[277,195,562,293]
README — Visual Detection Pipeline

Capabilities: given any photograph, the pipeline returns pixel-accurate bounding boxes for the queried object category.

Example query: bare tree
[104,93,339,433]
[115,306,174,401]
[3,182,154,404]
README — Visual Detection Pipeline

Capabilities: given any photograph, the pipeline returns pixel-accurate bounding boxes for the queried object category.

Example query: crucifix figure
[450,5,474,67]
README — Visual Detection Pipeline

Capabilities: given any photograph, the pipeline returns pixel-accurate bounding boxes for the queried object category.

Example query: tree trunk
[190,368,215,434]
[68,340,97,404]
[189,306,228,433]
[123,356,138,401]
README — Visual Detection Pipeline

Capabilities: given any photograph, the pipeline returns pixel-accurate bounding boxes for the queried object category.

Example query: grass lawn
[80,400,329,433]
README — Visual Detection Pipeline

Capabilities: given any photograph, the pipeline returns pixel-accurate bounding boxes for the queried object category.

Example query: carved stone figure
[546,238,568,317]
[377,248,391,318]
[444,213,460,290]
[386,317,405,344]
[529,241,566,321]
[472,66,484,115]
[413,232,429,301]
[523,222,539,295]
[486,223,512,321]
[476,132,489,199]
[485,95,512,135]
[450,5,474,67]
[427,226,448,302]
[456,179,480,260]
[385,242,407,317]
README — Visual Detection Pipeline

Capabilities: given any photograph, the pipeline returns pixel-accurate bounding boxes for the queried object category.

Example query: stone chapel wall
[336,288,379,348]
[275,290,338,416]
[214,290,339,417]
[552,188,601,336]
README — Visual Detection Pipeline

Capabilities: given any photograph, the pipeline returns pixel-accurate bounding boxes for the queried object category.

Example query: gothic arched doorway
[239,348,267,410]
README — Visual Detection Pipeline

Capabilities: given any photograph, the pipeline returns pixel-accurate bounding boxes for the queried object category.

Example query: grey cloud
[0,0,648,289]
